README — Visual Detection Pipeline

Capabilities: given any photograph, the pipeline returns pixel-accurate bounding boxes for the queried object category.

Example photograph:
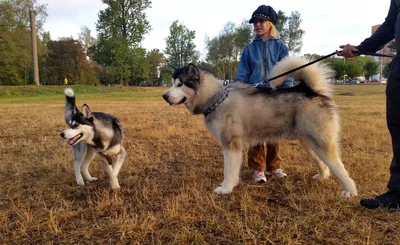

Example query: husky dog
[162,57,358,198]
[60,88,126,189]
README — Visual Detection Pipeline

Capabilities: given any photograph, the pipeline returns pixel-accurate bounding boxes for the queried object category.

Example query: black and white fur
[60,88,126,189]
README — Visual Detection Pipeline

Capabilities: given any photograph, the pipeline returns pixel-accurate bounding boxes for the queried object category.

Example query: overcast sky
[37,0,391,57]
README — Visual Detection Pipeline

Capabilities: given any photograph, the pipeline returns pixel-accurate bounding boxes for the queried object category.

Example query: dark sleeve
[356,0,397,53]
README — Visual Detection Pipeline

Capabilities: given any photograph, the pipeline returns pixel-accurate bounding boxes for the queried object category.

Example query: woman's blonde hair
[253,20,280,39]
[268,22,280,38]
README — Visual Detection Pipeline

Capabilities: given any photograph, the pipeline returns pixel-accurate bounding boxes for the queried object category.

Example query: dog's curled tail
[65,88,74,97]
[64,88,78,125]
[269,56,335,97]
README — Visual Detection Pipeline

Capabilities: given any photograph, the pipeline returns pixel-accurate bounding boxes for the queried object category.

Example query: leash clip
[254,80,271,88]
[253,82,262,88]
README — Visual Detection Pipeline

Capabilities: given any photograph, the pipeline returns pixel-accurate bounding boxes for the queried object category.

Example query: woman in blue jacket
[236,5,292,183]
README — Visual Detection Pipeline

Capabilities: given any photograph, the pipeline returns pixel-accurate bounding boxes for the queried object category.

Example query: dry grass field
[0,85,399,244]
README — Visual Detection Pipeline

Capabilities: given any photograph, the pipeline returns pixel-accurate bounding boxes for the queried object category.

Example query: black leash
[255,50,394,87]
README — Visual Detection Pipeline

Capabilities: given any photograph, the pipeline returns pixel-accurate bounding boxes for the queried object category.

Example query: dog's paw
[87,177,98,182]
[76,179,85,186]
[341,190,358,198]
[214,186,232,194]
[110,179,120,189]
[311,173,330,181]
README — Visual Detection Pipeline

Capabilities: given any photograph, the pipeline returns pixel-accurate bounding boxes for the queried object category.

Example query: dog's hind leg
[109,147,126,189]
[299,139,330,181]
[214,136,242,194]
[81,146,97,182]
[71,142,87,186]
[305,137,357,198]
[98,155,114,186]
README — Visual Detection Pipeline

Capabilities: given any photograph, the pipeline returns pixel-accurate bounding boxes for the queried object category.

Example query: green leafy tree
[198,61,218,76]
[327,57,346,80]
[276,10,288,42]
[363,59,379,80]
[205,20,252,79]
[276,10,305,55]
[44,38,99,85]
[303,53,324,61]
[129,47,150,86]
[164,20,197,68]
[90,0,151,85]
[160,67,172,86]
[0,0,47,85]
[345,59,363,78]
[147,49,165,86]
[234,20,253,51]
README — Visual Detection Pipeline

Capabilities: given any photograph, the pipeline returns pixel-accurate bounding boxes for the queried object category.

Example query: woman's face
[253,19,270,37]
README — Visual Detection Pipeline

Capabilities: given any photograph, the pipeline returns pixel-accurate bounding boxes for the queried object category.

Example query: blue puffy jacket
[236,36,293,88]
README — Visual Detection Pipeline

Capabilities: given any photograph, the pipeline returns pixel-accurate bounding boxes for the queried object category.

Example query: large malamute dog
[162,57,357,198]
[60,88,126,189]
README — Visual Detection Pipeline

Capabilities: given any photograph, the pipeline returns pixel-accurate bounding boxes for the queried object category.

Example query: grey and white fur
[162,56,358,198]
[60,88,126,189]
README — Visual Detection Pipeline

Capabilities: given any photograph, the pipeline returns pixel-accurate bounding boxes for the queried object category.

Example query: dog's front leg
[71,143,86,186]
[82,146,97,182]
[214,144,242,194]
[74,161,85,186]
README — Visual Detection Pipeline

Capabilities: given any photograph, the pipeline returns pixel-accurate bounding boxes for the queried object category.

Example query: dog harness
[98,149,122,165]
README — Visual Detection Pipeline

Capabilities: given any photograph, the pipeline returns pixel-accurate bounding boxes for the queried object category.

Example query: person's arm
[278,41,289,61]
[236,46,251,82]
[277,42,293,88]
[356,0,397,53]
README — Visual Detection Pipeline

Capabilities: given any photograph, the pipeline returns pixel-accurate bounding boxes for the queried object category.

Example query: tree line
[303,53,381,81]
[0,0,382,86]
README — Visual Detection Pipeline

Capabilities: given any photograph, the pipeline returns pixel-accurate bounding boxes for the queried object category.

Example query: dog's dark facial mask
[61,105,95,146]
[173,64,200,91]
[162,63,200,106]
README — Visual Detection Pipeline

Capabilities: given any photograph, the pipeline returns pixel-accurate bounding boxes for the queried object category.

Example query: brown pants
[248,142,282,172]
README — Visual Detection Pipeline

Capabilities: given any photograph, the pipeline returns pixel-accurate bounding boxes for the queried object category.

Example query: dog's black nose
[162,94,169,102]
[60,132,65,138]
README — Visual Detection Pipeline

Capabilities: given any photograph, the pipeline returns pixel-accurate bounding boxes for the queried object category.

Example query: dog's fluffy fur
[162,56,357,198]
[60,88,126,189]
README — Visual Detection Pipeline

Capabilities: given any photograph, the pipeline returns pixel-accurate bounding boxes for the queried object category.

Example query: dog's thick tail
[64,88,79,125]
[269,56,335,97]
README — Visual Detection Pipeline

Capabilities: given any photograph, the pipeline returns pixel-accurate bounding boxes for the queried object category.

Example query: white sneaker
[265,168,287,178]
[253,170,267,183]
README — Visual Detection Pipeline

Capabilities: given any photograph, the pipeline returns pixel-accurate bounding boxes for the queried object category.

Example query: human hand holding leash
[336,44,359,58]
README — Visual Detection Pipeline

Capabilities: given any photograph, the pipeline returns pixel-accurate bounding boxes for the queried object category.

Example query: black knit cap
[249,5,278,25]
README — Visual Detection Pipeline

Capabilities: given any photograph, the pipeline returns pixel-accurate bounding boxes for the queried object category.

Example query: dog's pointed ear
[167,65,176,73]
[82,104,92,118]
[187,63,199,81]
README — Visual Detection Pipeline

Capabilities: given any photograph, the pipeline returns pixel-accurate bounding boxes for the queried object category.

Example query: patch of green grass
[0,85,167,104]
[0,85,167,97]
